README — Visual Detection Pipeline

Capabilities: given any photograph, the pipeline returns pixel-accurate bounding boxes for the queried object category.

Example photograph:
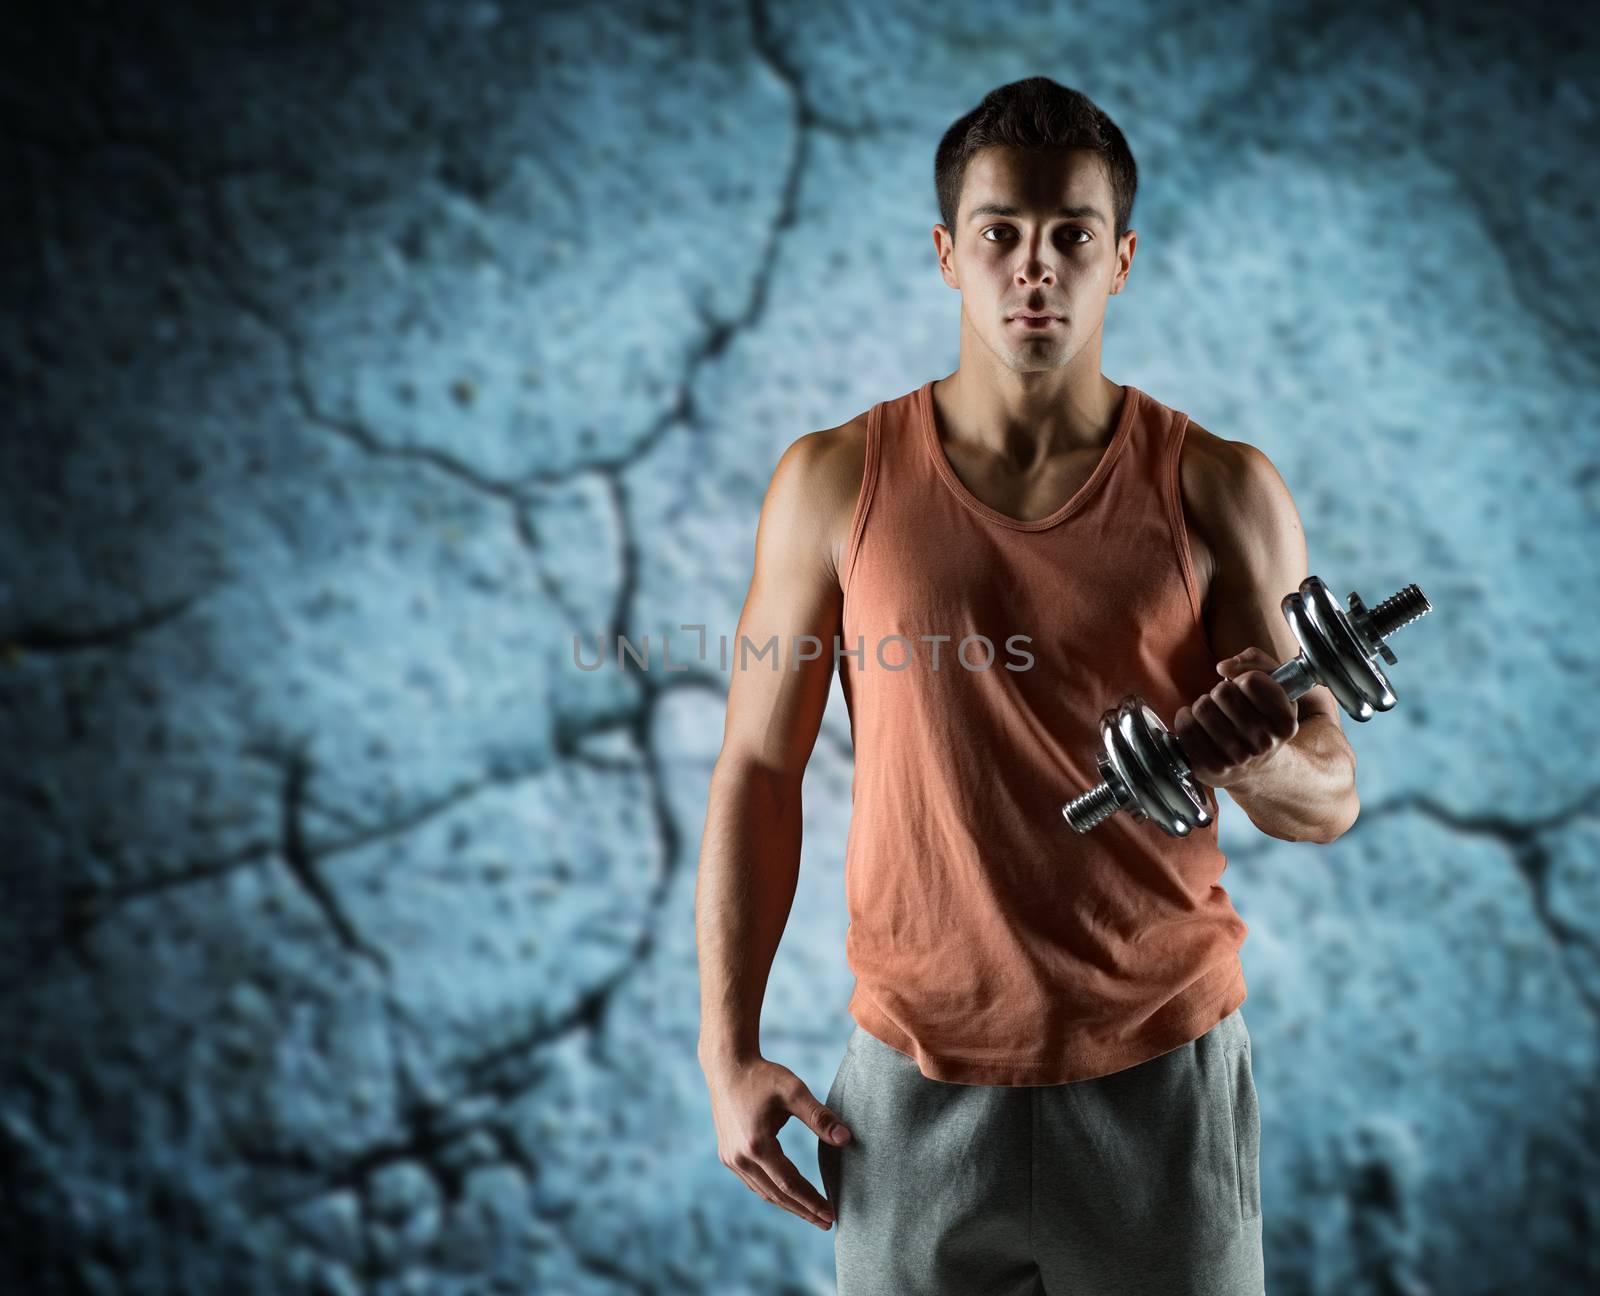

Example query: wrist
[698,1034,761,1072]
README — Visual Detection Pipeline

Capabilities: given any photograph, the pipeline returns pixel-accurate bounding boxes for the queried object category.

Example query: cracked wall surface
[2,0,1597,1292]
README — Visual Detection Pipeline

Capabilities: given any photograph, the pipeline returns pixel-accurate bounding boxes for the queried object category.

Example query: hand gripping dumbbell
[1060,576,1431,837]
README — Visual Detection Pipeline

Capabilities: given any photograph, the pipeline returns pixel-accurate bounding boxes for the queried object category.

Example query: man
[696,76,1359,1294]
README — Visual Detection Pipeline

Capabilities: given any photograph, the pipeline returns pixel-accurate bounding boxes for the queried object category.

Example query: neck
[935,361,1123,465]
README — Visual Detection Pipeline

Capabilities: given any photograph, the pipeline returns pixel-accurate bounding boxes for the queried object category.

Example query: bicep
[718,433,846,780]
[1202,443,1343,731]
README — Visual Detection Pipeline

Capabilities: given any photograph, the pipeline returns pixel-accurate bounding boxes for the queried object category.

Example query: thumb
[1216,648,1265,676]
[799,1090,851,1144]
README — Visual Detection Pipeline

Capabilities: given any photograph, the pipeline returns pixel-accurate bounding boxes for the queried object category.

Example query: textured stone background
[2,0,1597,1292]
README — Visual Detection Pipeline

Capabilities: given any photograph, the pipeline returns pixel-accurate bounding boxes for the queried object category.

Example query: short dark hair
[934,77,1138,245]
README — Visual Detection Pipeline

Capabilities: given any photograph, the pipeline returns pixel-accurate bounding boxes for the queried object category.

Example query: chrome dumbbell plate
[1097,698,1211,837]
[1283,576,1396,722]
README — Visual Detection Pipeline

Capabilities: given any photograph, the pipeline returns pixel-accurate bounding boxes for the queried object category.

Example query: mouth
[1012,314,1061,329]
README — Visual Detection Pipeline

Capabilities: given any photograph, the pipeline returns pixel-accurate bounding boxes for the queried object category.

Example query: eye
[981,226,1091,244]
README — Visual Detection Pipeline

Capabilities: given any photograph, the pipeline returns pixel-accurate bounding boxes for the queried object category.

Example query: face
[934,146,1135,373]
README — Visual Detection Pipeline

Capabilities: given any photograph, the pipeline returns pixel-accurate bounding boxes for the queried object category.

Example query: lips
[1013,314,1061,328]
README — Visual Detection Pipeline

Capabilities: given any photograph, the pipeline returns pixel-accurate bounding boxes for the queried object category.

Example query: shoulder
[1177,417,1301,557]
[795,410,870,477]
[767,412,870,583]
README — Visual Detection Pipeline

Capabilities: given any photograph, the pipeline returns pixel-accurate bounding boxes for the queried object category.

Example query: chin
[1008,349,1064,371]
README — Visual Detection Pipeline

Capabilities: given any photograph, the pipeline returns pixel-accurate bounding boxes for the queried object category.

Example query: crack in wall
[39,747,574,1001]
[1347,784,1600,1026]
[270,738,391,972]
[0,589,211,657]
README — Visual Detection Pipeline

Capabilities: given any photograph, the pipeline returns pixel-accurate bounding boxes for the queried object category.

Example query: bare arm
[1173,438,1360,843]
[695,427,851,1067]
[695,425,861,1233]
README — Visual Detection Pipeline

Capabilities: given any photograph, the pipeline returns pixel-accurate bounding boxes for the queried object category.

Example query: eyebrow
[967,202,1108,227]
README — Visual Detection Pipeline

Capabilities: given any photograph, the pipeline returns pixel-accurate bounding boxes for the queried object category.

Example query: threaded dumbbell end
[1063,780,1123,833]
[1367,584,1430,642]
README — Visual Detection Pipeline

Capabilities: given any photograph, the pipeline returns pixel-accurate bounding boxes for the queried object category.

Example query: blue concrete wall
[2,1,1597,1292]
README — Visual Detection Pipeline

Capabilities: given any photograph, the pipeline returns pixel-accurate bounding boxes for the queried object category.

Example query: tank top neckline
[916,378,1141,532]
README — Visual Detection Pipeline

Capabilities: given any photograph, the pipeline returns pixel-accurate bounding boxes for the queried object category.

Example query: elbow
[1320,753,1360,843]
[711,751,806,811]
[1320,794,1361,844]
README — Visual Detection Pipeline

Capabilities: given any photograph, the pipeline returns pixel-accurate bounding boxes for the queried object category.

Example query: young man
[696,77,1359,1294]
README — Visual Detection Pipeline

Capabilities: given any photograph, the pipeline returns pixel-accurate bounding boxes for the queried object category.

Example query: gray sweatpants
[817,1008,1264,1295]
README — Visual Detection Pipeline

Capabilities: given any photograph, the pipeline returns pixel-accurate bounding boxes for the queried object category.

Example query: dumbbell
[1060,576,1431,837]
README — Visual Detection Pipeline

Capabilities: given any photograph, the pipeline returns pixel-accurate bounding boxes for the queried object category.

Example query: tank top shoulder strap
[1154,398,1203,630]
[840,395,886,600]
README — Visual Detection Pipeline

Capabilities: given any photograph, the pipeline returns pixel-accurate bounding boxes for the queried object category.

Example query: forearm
[695,757,804,1070]
[1224,715,1359,844]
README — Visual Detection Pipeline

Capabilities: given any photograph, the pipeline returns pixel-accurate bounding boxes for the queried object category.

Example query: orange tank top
[835,376,1248,1086]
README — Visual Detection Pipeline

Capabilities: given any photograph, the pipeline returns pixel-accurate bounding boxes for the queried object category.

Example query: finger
[1208,680,1272,756]
[729,1149,830,1227]
[743,1160,832,1229]
[1192,694,1250,765]
[733,1167,781,1209]
[1174,705,1230,782]
[756,1147,835,1225]
[1233,671,1298,738]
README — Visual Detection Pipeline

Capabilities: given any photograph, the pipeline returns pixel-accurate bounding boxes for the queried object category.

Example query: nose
[1016,256,1055,289]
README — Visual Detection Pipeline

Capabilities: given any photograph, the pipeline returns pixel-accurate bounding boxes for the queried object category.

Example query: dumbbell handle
[1267,655,1317,702]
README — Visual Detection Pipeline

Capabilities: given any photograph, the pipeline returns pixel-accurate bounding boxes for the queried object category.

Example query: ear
[1113,228,1136,292]
[934,226,959,289]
